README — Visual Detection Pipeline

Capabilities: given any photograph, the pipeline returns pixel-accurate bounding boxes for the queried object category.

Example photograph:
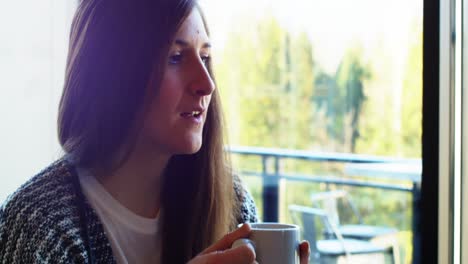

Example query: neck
[93,144,170,219]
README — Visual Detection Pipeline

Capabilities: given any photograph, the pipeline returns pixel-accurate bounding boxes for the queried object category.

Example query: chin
[175,139,203,155]
[177,146,201,155]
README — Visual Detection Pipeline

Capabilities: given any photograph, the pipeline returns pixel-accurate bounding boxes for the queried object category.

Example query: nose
[188,59,216,96]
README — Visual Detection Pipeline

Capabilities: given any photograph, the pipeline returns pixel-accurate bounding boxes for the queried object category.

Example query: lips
[180,107,206,124]
[180,106,205,117]
[180,111,202,118]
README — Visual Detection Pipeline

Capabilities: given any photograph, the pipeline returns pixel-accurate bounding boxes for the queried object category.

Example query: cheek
[152,76,184,114]
[144,75,185,130]
[158,75,179,103]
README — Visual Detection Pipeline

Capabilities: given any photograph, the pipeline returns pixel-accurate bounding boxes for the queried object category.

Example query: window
[201,0,422,263]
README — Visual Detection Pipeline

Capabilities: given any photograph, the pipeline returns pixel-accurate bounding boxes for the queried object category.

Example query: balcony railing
[227,145,421,263]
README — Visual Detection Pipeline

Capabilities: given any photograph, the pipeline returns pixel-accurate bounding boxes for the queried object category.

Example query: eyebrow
[174,39,211,49]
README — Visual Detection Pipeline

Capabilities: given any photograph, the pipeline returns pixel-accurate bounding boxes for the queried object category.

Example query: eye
[168,53,183,65]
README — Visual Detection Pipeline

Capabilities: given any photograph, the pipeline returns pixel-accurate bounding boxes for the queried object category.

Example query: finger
[202,243,256,264]
[299,240,310,264]
[201,223,252,254]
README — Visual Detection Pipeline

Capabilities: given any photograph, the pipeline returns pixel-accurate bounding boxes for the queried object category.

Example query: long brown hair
[58,0,237,262]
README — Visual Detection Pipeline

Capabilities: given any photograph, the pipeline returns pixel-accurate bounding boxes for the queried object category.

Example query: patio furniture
[310,190,400,263]
[289,204,388,264]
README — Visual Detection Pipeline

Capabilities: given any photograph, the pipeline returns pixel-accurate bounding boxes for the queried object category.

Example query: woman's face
[141,8,215,156]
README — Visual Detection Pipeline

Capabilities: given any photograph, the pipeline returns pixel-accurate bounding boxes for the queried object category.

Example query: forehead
[174,8,209,43]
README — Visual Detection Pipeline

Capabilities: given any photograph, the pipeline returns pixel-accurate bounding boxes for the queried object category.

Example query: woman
[0,0,309,263]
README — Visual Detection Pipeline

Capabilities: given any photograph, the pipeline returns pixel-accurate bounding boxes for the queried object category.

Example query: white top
[77,167,161,264]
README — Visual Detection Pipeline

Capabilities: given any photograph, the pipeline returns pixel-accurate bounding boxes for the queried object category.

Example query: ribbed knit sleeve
[0,160,89,263]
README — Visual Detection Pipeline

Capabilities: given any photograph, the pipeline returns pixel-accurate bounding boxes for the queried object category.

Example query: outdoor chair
[289,204,388,264]
[310,190,399,263]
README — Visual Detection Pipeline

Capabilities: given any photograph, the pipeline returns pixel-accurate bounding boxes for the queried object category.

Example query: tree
[215,15,316,150]
[312,46,370,153]
[288,32,315,149]
[335,47,370,153]
[401,23,422,158]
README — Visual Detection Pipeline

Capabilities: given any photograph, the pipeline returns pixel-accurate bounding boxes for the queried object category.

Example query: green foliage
[216,14,315,149]
[215,14,421,264]
[354,22,422,159]
[335,48,370,152]
[313,46,370,152]
[401,25,422,157]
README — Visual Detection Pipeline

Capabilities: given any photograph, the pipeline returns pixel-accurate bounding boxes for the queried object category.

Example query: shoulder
[233,175,259,224]
[1,158,77,223]
[0,159,88,263]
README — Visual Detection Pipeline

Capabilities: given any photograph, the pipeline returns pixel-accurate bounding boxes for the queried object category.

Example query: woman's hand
[187,223,257,264]
[187,223,310,264]
[299,240,310,264]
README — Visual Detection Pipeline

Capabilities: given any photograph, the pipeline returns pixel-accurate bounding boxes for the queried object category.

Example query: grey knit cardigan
[0,159,258,263]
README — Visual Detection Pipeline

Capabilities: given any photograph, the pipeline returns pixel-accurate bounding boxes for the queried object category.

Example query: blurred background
[201,0,422,263]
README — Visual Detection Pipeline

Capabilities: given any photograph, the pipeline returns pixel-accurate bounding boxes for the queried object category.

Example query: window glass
[202,0,422,263]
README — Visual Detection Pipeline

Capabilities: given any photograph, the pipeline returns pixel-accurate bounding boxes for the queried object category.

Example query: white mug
[232,222,300,264]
